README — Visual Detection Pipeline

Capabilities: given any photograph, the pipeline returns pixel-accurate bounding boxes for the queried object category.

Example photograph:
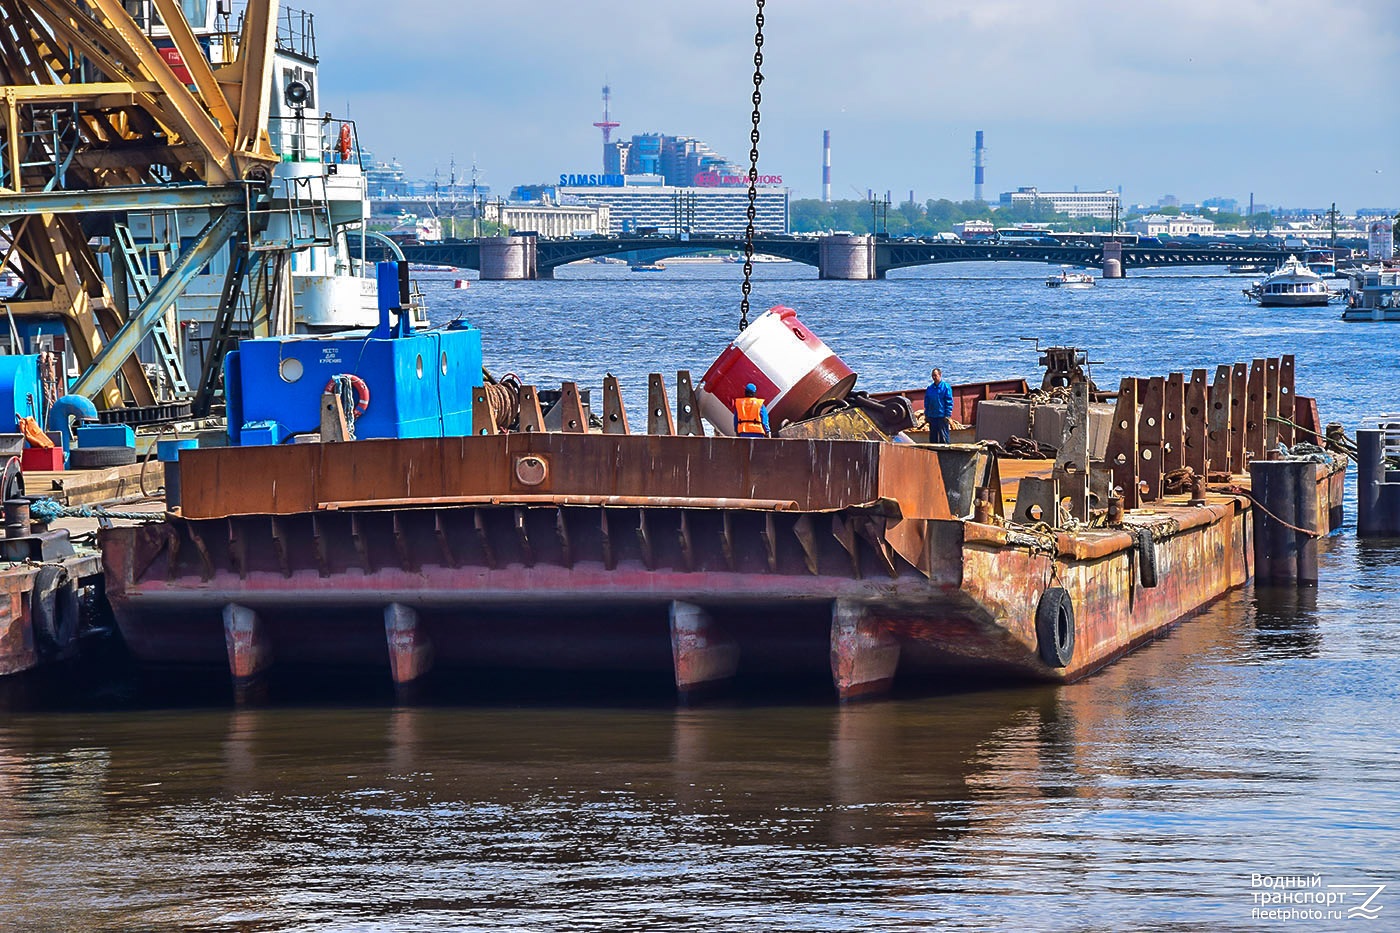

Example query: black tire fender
[1135,528,1159,589]
[68,445,137,469]
[1036,586,1076,668]
[31,565,79,658]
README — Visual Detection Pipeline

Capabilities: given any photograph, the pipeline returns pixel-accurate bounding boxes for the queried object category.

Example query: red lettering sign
[693,172,784,187]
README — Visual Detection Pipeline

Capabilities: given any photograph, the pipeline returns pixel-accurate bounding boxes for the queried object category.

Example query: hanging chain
[739,0,765,331]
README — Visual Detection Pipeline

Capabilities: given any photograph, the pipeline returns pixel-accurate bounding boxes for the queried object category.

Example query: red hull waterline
[99,433,1346,702]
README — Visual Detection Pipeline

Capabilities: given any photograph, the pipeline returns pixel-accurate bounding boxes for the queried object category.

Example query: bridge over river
[365,233,1289,281]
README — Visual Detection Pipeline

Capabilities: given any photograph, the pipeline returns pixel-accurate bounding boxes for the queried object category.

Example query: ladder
[192,241,252,417]
[111,222,190,395]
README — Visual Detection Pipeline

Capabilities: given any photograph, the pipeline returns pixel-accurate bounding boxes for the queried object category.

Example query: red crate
[21,447,65,471]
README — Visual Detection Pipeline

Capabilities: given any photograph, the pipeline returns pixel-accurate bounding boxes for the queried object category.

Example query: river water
[2,261,1397,931]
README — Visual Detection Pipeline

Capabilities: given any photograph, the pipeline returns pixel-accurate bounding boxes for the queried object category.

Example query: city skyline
[317,0,1397,212]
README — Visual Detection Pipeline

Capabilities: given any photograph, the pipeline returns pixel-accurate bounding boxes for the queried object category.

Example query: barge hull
[98,434,1344,700]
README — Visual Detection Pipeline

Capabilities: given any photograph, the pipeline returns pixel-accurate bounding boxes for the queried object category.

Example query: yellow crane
[0,0,284,411]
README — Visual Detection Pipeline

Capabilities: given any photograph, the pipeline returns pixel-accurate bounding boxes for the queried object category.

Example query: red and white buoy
[696,305,857,435]
[453,279,471,289]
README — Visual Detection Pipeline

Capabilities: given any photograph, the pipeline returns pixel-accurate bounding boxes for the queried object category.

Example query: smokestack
[822,130,831,203]
[974,130,986,202]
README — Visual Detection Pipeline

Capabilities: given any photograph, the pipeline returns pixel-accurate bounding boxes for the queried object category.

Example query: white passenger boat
[1243,255,1332,307]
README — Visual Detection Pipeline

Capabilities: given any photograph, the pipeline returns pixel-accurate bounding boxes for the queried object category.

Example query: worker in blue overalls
[924,367,953,444]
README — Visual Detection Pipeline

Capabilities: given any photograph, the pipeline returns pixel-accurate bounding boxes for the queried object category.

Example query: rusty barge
[96,289,1346,702]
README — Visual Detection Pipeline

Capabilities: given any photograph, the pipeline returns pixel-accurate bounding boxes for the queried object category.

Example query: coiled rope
[480,372,521,432]
[28,499,164,524]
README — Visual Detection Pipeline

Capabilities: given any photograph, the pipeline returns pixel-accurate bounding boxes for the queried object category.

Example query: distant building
[482,201,611,237]
[1201,196,1240,214]
[1128,213,1217,237]
[363,152,408,198]
[996,186,1120,220]
[604,132,746,188]
[1158,194,1180,209]
[559,181,788,236]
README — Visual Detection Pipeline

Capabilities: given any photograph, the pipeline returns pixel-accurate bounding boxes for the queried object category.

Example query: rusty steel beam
[1106,377,1140,508]
[648,373,675,435]
[1185,369,1209,476]
[470,386,497,436]
[1207,365,1232,474]
[1264,357,1281,453]
[602,374,629,435]
[1229,362,1248,470]
[1163,372,1185,474]
[1278,355,1296,447]
[178,434,954,522]
[557,382,587,433]
[517,385,545,433]
[676,370,702,436]
[1137,377,1165,501]
[324,495,802,511]
[1245,359,1266,462]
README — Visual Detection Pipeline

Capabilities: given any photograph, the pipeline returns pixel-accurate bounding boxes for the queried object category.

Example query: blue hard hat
[745,383,757,394]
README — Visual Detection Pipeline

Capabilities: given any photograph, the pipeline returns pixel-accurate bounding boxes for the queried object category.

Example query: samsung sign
[559,173,625,187]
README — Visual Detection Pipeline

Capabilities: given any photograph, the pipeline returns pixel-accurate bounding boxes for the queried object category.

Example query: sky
[315,0,1399,212]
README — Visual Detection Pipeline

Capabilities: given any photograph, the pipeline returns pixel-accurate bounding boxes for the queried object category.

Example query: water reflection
[1250,586,1322,659]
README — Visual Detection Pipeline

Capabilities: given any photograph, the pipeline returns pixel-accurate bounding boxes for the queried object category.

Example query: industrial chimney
[974,130,986,202]
[822,130,831,203]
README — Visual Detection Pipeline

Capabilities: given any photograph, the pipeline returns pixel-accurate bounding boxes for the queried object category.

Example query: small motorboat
[1046,268,1095,289]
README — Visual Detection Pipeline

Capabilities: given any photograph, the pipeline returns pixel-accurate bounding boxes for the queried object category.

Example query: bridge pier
[819,234,878,280]
[479,235,538,280]
[1102,240,1125,278]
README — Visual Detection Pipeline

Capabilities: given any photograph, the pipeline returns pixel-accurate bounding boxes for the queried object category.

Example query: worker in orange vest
[734,383,771,437]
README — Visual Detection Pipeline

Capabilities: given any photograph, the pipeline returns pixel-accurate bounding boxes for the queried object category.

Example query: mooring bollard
[1356,428,1400,537]
[1249,459,1319,586]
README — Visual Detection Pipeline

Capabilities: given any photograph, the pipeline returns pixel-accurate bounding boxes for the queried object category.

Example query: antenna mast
[592,85,621,174]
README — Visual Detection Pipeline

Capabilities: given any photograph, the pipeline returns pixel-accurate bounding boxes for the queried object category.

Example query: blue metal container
[226,262,482,445]
[0,354,41,431]
[76,424,136,448]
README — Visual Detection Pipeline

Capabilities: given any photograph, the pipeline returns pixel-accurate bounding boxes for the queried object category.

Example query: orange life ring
[326,374,369,417]
[338,123,353,161]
